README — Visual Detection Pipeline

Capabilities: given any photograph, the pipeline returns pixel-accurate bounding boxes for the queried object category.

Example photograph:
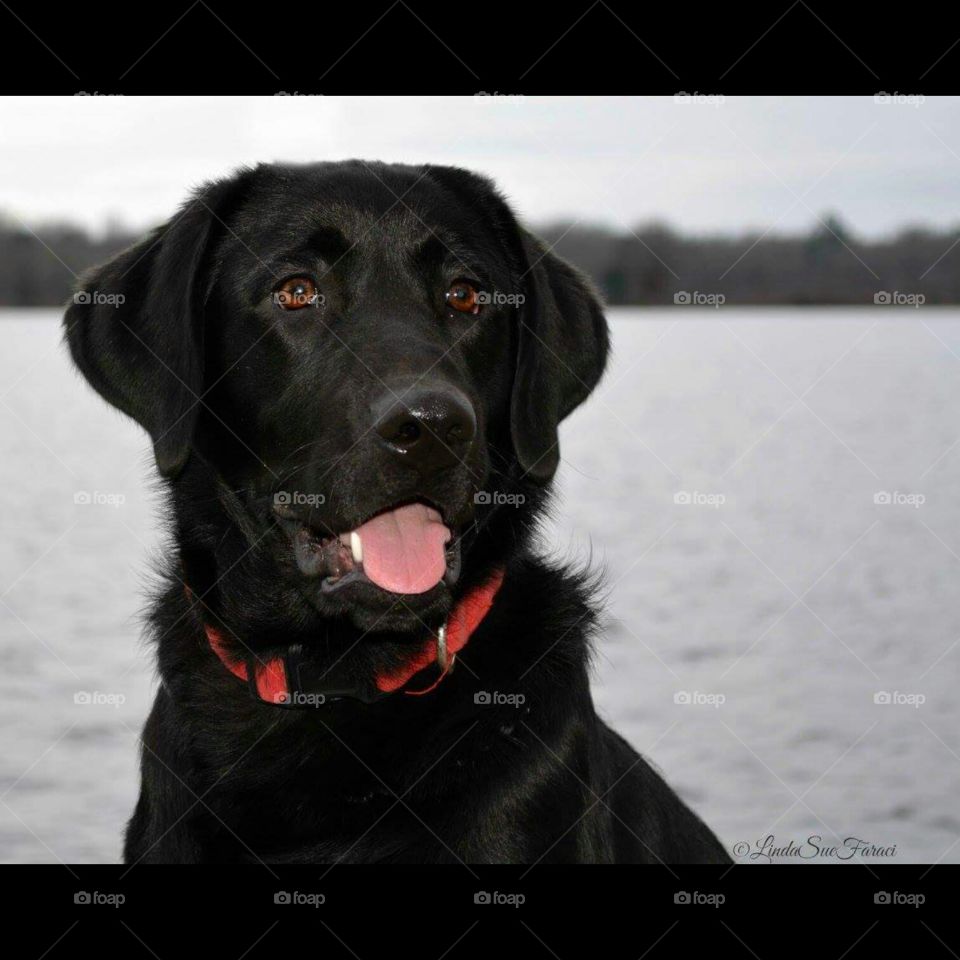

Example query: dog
[64,160,730,864]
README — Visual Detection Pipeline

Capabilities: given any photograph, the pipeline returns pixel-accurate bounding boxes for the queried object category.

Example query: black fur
[64,160,729,864]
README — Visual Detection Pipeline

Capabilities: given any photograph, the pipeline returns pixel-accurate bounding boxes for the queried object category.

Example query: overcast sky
[1,96,958,238]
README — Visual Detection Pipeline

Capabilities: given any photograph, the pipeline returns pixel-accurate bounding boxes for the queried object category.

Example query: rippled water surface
[2,307,959,863]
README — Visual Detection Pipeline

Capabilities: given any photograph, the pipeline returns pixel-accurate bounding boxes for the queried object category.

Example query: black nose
[373,384,477,475]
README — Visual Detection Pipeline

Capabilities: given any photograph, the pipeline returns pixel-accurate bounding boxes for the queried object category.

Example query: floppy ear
[511,232,610,482]
[418,163,609,481]
[63,175,245,478]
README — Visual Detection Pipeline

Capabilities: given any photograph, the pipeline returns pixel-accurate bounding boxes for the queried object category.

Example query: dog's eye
[274,276,320,310]
[445,281,481,315]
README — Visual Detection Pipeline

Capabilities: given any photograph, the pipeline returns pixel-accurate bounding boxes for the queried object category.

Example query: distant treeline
[0,220,139,308]
[2,214,959,307]
[540,217,960,305]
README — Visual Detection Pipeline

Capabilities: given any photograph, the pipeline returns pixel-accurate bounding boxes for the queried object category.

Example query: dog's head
[65,161,608,634]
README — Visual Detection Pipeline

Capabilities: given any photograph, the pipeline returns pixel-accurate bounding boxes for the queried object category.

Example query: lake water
[2,307,959,864]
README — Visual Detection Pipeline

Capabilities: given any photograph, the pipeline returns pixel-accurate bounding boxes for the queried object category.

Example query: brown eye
[274,276,319,310]
[446,280,481,315]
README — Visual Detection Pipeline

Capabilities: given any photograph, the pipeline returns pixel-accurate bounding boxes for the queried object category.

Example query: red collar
[202,568,505,706]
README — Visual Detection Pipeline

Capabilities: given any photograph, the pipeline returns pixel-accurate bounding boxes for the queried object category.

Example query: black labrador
[64,161,730,864]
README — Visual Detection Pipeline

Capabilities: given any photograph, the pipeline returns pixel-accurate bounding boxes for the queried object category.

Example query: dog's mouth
[274,499,461,596]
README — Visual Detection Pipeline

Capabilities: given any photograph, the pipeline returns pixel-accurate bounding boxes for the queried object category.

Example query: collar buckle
[435,622,454,674]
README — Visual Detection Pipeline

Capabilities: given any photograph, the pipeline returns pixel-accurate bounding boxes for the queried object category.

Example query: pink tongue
[353,503,451,595]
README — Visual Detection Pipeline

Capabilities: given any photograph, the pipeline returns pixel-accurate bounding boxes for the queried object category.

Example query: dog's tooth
[350,531,363,565]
